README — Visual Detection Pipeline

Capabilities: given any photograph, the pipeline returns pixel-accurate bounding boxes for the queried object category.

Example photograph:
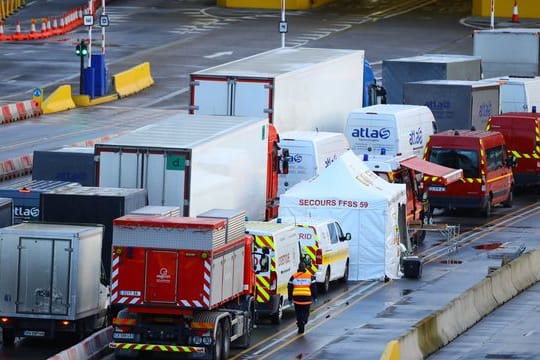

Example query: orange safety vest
[292,271,312,304]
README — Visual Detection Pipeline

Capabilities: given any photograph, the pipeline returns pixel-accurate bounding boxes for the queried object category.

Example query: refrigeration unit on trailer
[0,223,109,345]
[95,114,269,221]
[345,104,436,159]
[403,80,500,132]
[474,28,540,78]
[109,214,256,359]
[245,220,300,324]
[278,131,350,195]
[189,47,365,133]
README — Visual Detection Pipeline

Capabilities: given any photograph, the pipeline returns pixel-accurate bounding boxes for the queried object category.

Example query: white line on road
[204,51,233,59]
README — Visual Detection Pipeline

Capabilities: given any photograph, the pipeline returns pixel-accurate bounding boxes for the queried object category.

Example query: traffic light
[75,40,88,57]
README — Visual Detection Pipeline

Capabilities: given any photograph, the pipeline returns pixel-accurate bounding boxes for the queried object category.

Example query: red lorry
[487,111,540,187]
[423,130,514,216]
[109,214,258,359]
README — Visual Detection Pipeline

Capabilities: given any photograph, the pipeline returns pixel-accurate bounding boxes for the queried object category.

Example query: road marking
[204,51,233,59]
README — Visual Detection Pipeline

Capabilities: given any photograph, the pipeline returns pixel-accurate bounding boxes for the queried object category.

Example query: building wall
[473,0,540,18]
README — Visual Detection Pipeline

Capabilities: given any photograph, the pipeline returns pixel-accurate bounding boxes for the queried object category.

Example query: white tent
[279,150,406,281]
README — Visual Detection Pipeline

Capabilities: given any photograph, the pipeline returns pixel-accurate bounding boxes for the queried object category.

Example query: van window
[429,148,480,178]
[486,146,504,171]
[327,223,339,244]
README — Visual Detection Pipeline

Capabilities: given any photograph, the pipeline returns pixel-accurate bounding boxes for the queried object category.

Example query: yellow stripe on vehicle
[322,248,349,265]
[486,173,513,184]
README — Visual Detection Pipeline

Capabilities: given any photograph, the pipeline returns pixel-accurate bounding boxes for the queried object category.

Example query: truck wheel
[212,320,223,360]
[2,330,15,347]
[503,188,513,208]
[339,261,349,283]
[318,268,330,294]
[221,320,231,359]
[237,303,254,349]
[270,298,283,325]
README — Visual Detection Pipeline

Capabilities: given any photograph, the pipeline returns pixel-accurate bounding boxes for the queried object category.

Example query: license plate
[23,330,45,337]
[428,185,446,192]
[113,332,135,340]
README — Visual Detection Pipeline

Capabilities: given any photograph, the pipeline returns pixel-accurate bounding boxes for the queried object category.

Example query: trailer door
[17,238,71,315]
[145,250,178,303]
[233,79,272,121]
[191,77,230,115]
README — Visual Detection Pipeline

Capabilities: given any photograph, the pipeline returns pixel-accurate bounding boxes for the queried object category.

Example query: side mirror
[505,156,517,168]
[341,233,352,241]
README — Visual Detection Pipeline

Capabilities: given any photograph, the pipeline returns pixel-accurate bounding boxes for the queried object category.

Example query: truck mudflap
[110,342,206,353]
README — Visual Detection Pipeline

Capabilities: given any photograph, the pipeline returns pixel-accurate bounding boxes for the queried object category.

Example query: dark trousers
[294,303,311,329]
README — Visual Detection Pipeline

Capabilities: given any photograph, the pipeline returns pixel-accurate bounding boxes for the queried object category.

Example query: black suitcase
[402,256,423,279]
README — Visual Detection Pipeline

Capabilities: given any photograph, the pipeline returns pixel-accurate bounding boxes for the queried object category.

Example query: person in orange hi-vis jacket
[288,261,318,334]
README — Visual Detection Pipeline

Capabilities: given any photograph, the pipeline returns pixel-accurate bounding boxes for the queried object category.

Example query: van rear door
[295,225,319,275]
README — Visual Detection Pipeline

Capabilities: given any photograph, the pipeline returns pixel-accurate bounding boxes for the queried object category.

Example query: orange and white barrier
[0,154,33,181]
[0,99,42,124]
[47,326,113,360]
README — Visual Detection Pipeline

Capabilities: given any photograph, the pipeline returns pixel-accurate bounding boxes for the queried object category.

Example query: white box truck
[278,131,350,195]
[0,223,110,345]
[474,28,540,78]
[481,76,540,113]
[245,220,300,324]
[189,47,364,133]
[345,104,436,159]
[95,114,269,221]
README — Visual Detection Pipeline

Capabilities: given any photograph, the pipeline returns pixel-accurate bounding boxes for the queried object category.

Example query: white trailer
[474,28,540,78]
[189,47,364,133]
[481,75,540,113]
[0,223,109,345]
[95,114,268,221]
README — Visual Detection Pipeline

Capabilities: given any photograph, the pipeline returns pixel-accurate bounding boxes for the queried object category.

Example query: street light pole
[281,0,286,48]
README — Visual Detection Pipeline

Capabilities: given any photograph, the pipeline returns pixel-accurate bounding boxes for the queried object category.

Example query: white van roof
[246,221,295,234]
[350,104,431,116]
[280,131,346,143]
[276,216,336,227]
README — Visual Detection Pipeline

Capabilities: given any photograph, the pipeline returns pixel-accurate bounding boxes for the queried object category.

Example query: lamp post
[279,0,287,48]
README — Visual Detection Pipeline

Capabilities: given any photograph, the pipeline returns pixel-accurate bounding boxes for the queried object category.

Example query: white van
[482,76,540,113]
[278,131,349,195]
[276,217,351,293]
[345,104,436,159]
[245,221,300,324]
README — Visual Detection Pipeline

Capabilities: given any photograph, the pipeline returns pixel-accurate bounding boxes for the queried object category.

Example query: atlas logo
[408,128,423,146]
[287,153,303,163]
[351,127,391,139]
[14,206,39,219]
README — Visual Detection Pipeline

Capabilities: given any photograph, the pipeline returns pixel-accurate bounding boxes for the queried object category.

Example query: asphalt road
[3,0,540,359]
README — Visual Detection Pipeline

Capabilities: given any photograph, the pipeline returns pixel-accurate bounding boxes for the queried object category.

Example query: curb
[0,100,42,124]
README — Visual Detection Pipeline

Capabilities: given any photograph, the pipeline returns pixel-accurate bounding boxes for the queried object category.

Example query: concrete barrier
[113,62,154,98]
[380,340,400,360]
[392,248,540,359]
[42,84,76,114]
[48,326,113,360]
[0,99,41,124]
[73,93,119,107]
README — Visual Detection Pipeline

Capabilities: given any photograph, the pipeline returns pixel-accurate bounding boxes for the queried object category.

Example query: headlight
[202,336,213,345]
[191,336,202,345]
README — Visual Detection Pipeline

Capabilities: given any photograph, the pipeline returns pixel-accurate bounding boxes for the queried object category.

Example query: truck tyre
[221,320,231,360]
[270,298,283,325]
[318,268,330,294]
[211,321,223,360]
[2,330,15,347]
[503,188,513,208]
[237,303,254,349]
[339,261,349,283]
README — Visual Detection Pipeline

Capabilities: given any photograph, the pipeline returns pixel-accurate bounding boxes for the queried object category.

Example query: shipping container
[40,186,148,281]
[0,223,109,344]
[95,114,268,221]
[0,180,80,224]
[189,47,364,133]
[403,80,500,131]
[474,28,540,78]
[32,147,97,186]
[382,54,482,104]
[0,198,13,228]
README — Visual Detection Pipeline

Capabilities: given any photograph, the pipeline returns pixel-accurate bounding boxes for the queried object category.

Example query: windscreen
[428,148,480,178]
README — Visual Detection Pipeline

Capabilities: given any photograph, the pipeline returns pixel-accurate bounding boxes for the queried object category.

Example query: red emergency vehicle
[487,112,540,186]
[423,130,514,216]
[109,215,257,360]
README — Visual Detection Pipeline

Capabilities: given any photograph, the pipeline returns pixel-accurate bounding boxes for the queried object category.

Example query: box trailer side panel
[32,148,97,186]
[273,51,364,133]
[470,85,500,130]
[0,198,13,228]
[474,30,540,78]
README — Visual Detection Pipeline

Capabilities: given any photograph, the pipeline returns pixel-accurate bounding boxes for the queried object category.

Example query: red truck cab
[423,130,514,216]
[487,112,540,187]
